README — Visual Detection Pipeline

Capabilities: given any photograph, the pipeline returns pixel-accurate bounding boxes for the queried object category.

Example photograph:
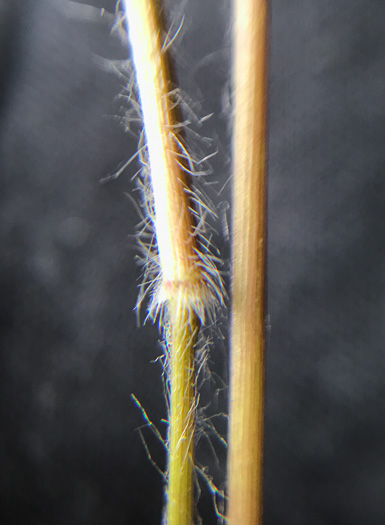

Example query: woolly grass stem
[227,0,268,524]
[123,1,207,524]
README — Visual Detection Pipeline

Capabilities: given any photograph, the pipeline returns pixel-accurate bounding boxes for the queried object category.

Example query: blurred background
[1,0,385,523]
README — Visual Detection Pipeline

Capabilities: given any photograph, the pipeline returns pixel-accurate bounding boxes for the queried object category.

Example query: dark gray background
[1,0,385,523]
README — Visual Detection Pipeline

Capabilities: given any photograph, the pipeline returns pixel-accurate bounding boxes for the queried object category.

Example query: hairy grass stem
[122,1,223,524]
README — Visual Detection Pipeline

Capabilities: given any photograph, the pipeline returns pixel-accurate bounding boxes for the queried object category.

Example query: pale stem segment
[123,0,201,291]
[227,1,268,524]
[123,1,202,525]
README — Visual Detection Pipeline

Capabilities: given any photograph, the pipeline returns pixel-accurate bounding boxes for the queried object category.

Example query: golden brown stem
[227,0,268,524]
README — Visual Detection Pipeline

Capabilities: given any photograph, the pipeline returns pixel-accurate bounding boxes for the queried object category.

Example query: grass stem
[166,300,198,525]
[123,1,209,524]
[227,0,268,524]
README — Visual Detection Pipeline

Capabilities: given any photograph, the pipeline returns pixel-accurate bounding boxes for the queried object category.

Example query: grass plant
[122,1,224,524]
[122,0,268,523]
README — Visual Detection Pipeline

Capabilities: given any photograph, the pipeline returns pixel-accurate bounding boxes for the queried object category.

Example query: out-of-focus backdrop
[1,1,385,523]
